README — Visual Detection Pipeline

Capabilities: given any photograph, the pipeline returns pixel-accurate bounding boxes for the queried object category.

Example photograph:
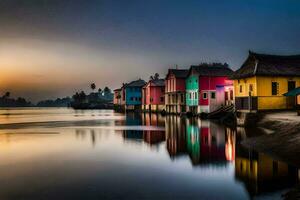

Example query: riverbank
[241,111,300,167]
[240,111,300,200]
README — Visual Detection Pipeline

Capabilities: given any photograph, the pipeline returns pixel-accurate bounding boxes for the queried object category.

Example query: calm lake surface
[0,108,298,200]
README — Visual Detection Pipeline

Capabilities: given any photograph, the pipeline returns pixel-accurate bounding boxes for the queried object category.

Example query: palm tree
[90,83,96,92]
[104,86,111,94]
[150,73,159,80]
[3,92,10,99]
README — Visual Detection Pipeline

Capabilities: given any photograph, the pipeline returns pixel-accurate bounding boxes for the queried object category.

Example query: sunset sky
[0,0,300,102]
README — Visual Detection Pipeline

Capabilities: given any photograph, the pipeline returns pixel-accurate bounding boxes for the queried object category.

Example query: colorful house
[142,79,165,112]
[231,51,300,112]
[165,69,189,114]
[120,84,127,108]
[124,79,146,110]
[185,64,234,114]
[113,88,122,105]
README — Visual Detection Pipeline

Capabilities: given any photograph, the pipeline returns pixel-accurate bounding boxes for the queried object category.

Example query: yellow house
[231,51,300,111]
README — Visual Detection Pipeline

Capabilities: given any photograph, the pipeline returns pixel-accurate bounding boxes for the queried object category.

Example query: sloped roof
[151,79,165,87]
[113,88,121,92]
[167,69,189,79]
[126,79,146,87]
[189,63,233,77]
[231,51,300,79]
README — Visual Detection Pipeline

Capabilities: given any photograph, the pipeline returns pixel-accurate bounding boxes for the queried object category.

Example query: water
[0,108,298,200]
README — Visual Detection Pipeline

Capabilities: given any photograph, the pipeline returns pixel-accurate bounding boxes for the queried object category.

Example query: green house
[186,74,199,107]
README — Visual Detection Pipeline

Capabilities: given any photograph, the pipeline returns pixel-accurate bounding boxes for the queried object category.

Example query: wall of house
[186,75,199,106]
[256,76,300,110]
[166,74,176,93]
[144,85,151,105]
[234,77,258,97]
[125,87,142,105]
[234,76,300,110]
[199,76,233,112]
[150,86,165,105]
[121,88,126,105]
[165,74,186,107]
[176,78,186,91]
[113,91,121,105]
[143,84,165,106]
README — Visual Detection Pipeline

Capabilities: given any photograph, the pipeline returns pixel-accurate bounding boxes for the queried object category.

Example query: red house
[165,69,189,114]
[186,64,234,114]
[142,79,165,112]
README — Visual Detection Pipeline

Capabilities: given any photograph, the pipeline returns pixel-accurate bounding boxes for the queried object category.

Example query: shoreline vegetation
[0,83,114,109]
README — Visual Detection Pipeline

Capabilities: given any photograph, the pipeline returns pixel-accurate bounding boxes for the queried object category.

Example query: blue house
[125,79,146,110]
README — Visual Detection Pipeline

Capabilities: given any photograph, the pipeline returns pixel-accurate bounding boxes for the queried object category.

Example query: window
[150,97,153,102]
[211,92,216,99]
[139,97,141,101]
[225,91,228,101]
[160,97,164,102]
[189,93,192,99]
[181,94,184,102]
[249,84,253,92]
[239,85,243,93]
[230,90,233,100]
[130,97,134,101]
[195,92,198,99]
[203,92,208,99]
[272,82,278,95]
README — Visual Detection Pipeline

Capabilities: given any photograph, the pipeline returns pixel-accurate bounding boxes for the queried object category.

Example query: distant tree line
[0,92,32,107]
[36,97,72,107]
[71,83,113,109]
[0,83,114,108]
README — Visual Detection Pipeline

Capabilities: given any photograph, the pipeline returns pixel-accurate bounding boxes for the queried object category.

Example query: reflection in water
[122,113,165,146]
[0,108,298,200]
[165,116,187,158]
[235,145,299,197]
[164,115,299,197]
[120,113,300,198]
[166,117,228,166]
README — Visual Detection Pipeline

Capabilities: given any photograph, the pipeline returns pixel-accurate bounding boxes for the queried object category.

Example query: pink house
[113,88,121,105]
[186,64,234,113]
[142,79,165,112]
[199,76,234,112]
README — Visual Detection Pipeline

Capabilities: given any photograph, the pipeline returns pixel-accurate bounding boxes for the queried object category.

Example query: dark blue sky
[0,0,300,101]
